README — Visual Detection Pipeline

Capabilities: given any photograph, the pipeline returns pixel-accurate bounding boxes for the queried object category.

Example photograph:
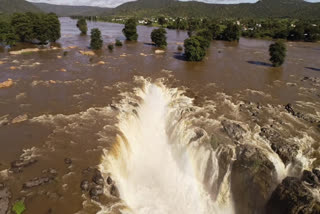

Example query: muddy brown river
[0,17,320,214]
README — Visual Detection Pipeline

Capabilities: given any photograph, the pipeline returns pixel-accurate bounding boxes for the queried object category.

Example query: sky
[26,0,320,8]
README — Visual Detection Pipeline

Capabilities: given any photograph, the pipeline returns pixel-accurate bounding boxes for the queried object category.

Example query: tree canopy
[122,18,138,41]
[90,28,103,50]
[184,36,207,61]
[269,41,286,67]
[151,28,167,48]
[77,18,88,35]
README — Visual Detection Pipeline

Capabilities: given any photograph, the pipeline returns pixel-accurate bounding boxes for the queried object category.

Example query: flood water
[0,17,320,214]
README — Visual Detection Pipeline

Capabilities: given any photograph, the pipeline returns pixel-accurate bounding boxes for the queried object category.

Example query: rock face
[231,144,277,214]
[0,185,11,214]
[266,176,320,214]
[285,103,320,124]
[259,127,298,165]
[221,120,246,141]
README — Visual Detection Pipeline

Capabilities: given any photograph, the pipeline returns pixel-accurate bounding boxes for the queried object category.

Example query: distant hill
[110,0,320,19]
[32,3,111,16]
[0,0,41,14]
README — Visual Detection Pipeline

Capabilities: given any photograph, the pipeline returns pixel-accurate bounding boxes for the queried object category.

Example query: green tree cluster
[269,41,286,67]
[123,18,138,41]
[90,28,103,50]
[77,18,88,35]
[151,28,167,48]
[184,36,209,61]
[0,12,60,46]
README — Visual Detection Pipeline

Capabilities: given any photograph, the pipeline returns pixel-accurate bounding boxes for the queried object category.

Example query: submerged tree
[45,13,61,42]
[221,22,241,42]
[77,18,88,35]
[90,28,103,50]
[184,36,207,61]
[151,28,167,48]
[123,18,138,41]
[269,41,286,67]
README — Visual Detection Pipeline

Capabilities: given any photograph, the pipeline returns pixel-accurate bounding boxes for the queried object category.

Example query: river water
[0,17,319,214]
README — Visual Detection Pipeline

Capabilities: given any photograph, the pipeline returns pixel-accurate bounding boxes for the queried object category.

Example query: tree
[77,18,88,35]
[209,23,221,40]
[184,36,207,61]
[287,23,304,41]
[151,28,167,48]
[115,39,123,46]
[90,28,103,50]
[269,41,286,67]
[123,18,138,41]
[221,22,240,41]
[158,16,166,26]
[45,13,61,42]
[11,13,33,42]
[196,29,212,47]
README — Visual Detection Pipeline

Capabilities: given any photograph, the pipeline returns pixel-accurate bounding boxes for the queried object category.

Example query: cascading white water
[100,81,232,214]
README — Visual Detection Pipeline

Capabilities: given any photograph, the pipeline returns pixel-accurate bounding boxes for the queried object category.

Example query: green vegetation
[158,16,166,26]
[184,36,208,61]
[122,18,138,41]
[0,12,60,46]
[177,45,183,51]
[90,28,103,50]
[151,28,167,49]
[220,23,240,41]
[108,44,114,51]
[76,18,88,35]
[269,41,286,67]
[109,0,320,19]
[0,0,41,14]
[12,201,26,214]
[115,39,123,46]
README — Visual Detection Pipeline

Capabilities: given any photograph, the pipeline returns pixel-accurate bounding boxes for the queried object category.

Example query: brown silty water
[0,17,319,214]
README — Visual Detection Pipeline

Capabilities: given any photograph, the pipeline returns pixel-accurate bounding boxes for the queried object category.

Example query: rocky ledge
[266,169,320,214]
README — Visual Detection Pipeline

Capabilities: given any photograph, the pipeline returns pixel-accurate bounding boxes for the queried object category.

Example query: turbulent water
[100,80,233,214]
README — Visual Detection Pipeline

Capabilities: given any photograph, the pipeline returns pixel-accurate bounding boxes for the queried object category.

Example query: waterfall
[100,80,234,214]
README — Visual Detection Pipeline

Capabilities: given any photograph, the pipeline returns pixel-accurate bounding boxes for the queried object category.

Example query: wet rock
[0,185,11,214]
[155,50,165,54]
[231,144,277,214]
[189,129,205,143]
[9,48,40,55]
[92,170,104,186]
[89,185,103,200]
[0,115,9,127]
[259,127,298,165]
[301,170,319,187]
[64,158,72,165]
[110,184,120,197]
[106,176,113,185]
[110,104,118,111]
[79,50,95,56]
[23,176,54,189]
[42,168,57,175]
[80,180,90,192]
[221,120,246,141]
[0,79,13,89]
[266,177,320,214]
[285,103,295,115]
[10,159,37,172]
[11,114,28,124]
[313,168,320,180]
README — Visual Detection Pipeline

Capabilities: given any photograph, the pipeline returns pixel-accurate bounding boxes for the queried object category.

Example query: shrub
[115,39,123,46]
[90,28,103,50]
[77,18,88,35]
[151,28,167,48]
[269,41,286,67]
[12,201,26,214]
[108,44,114,51]
[184,36,207,61]
[122,18,138,41]
[177,45,183,51]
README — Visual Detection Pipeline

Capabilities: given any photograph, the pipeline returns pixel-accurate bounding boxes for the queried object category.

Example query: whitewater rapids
[100,80,234,214]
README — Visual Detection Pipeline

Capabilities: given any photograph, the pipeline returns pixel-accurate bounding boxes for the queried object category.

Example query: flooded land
[1,17,320,214]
